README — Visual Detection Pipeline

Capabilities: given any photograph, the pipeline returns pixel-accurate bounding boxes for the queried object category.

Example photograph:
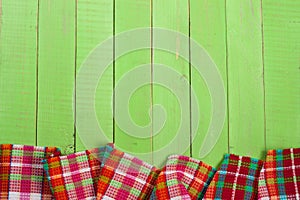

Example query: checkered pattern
[258,148,300,200]
[0,144,61,200]
[43,145,113,200]
[96,146,159,200]
[204,154,263,200]
[152,155,216,200]
[149,187,157,200]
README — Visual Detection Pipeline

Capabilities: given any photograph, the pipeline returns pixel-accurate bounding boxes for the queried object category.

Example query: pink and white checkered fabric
[152,155,216,200]
[96,146,159,200]
[0,144,61,200]
[44,144,114,200]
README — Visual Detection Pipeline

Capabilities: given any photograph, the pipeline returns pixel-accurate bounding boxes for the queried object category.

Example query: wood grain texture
[263,0,300,149]
[76,0,113,151]
[190,0,228,167]
[37,0,75,153]
[114,0,152,163]
[152,0,190,167]
[0,0,37,145]
[226,0,265,158]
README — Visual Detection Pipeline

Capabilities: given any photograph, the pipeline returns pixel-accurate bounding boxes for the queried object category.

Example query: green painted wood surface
[153,0,190,166]
[263,0,300,150]
[76,0,113,152]
[0,0,38,145]
[0,0,299,167]
[37,0,75,154]
[190,0,228,167]
[114,0,152,163]
[226,0,265,159]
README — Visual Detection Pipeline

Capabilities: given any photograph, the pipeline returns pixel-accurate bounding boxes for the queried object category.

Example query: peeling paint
[0,0,2,44]
[240,4,243,24]
[250,0,255,16]
[48,0,51,13]
[64,144,75,154]
[175,0,180,60]
[0,0,2,29]
[176,36,180,60]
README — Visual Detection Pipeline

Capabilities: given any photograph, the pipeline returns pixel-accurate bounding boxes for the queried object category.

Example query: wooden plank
[263,0,300,149]
[37,0,75,153]
[190,0,228,167]
[152,0,190,167]
[76,0,114,151]
[0,0,37,145]
[226,0,265,159]
[114,0,152,163]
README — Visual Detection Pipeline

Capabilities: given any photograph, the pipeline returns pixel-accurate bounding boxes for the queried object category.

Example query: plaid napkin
[0,144,61,200]
[96,146,159,200]
[151,155,216,200]
[43,145,113,200]
[258,148,300,200]
[204,154,263,200]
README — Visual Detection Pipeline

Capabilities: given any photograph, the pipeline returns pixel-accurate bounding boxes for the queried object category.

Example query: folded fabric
[258,148,300,200]
[0,144,61,200]
[96,146,159,200]
[43,145,113,200]
[151,155,216,200]
[204,154,263,200]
